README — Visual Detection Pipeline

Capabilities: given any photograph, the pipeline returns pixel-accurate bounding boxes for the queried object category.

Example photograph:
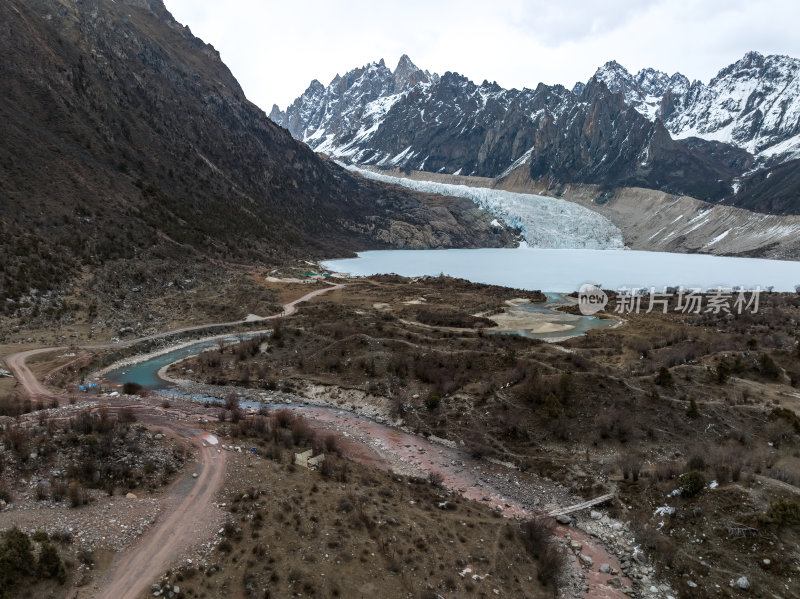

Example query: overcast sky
[165,0,800,112]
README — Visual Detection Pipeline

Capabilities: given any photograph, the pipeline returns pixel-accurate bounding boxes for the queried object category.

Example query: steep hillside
[0,0,512,311]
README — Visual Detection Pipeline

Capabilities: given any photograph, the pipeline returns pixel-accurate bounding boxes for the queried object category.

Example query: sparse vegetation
[163,280,800,598]
[655,366,674,386]
[0,407,185,502]
[0,527,67,597]
[154,442,555,599]
[678,471,705,498]
[765,499,800,528]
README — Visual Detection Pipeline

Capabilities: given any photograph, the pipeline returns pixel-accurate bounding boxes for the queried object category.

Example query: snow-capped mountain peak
[271,55,437,143]
[393,54,436,91]
[271,51,800,213]
[576,52,800,164]
[591,61,684,120]
[661,51,800,162]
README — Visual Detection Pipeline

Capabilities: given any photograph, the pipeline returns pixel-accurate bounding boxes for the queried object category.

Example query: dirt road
[2,346,66,401]
[2,281,630,598]
[95,426,225,599]
[282,282,342,315]
[0,283,342,597]
[1,283,343,397]
[85,282,343,350]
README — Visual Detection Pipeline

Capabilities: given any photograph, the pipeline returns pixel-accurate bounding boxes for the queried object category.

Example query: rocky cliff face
[590,61,690,120]
[270,55,438,143]
[588,52,800,166]
[272,57,741,203]
[274,52,800,213]
[0,0,514,304]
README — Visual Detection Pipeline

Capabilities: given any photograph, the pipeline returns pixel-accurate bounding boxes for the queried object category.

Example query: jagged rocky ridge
[591,52,800,164]
[273,53,800,214]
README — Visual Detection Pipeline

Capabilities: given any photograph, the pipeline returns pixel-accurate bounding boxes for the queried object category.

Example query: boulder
[736,576,750,590]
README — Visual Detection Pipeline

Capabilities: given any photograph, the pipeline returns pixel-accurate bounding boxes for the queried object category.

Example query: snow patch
[654,506,676,517]
[703,229,730,248]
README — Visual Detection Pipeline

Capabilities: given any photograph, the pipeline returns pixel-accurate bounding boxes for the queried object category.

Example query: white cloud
[164,0,800,111]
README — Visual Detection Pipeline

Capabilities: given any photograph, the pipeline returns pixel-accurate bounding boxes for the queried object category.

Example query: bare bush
[323,434,338,454]
[224,393,240,411]
[273,408,293,429]
[618,454,643,481]
[35,483,49,501]
[520,517,556,558]
[653,460,681,482]
[68,482,88,508]
[290,417,313,446]
[710,444,744,482]
[537,540,565,592]
[428,471,444,487]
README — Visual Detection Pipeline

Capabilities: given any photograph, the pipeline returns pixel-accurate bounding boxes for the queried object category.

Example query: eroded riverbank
[104,354,665,599]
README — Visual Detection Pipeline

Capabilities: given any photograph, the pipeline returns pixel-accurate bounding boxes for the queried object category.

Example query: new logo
[578,284,608,315]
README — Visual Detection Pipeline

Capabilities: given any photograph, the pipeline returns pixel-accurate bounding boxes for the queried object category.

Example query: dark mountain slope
[525,79,737,201]
[0,0,510,308]
[732,158,800,214]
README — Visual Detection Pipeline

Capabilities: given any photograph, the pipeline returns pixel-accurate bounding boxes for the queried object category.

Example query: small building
[294,449,325,469]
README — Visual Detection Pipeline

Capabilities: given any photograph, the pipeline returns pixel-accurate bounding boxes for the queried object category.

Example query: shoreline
[91,328,273,381]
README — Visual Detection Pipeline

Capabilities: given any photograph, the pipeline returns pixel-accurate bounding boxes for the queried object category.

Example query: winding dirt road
[0,284,342,598]
[1,281,633,598]
[2,284,344,397]
[84,282,344,350]
[2,346,67,402]
[95,425,226,599]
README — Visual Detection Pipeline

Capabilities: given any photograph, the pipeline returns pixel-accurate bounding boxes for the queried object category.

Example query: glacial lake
[321,248,800,292]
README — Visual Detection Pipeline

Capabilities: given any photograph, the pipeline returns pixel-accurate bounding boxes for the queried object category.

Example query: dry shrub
[224,393,240,410]
[290,417,312,446]
[273,408,294,429]
[617,453,643,481]
[709,444,744,482]
[323,434,338,454]
[320,455,348,482]
[520,516,556,558]
[652,460,682,482]
[51,480,67,503]
[68,482,88,508]
[122,382,147,396]
[428,471,444,487]
[35,483,49,501]
[537,540,565,590]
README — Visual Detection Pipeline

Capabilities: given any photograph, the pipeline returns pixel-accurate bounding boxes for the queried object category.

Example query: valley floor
[1,272,799,599]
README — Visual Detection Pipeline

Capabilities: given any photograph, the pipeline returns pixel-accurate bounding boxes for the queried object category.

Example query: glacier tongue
[344,165,626,250]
